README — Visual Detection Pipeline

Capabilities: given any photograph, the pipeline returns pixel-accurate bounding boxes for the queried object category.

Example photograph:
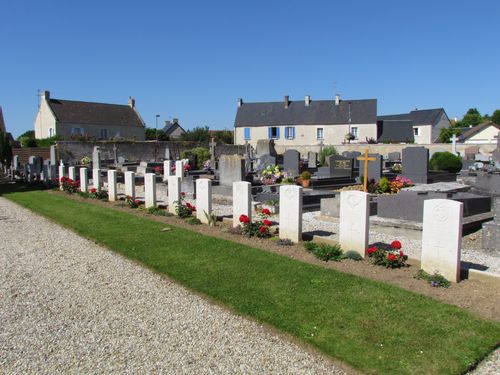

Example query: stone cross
[144,173,157,208]
[357,149,376,192]
[209,137,217,162]
[451,134,458,155]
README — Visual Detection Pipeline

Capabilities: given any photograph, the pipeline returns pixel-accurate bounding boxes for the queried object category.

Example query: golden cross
[357,149,376,192]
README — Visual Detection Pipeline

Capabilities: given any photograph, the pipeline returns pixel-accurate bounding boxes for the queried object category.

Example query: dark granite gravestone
[359,153,382,182]
[283,149,300,176]
[307,151,318,168]
[219,155,245,186]
[320,155,354,177]
[255,154,276,171]
[402,147,429,184]
[28,156,43,174]
[342,151,362,168]
[388,152,401,162]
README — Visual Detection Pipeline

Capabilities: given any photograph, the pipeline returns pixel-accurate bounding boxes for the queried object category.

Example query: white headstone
[196,178,212,224]
[421,199,463,283]
[107,170,118,201]
[163,160,173,182]
[68,166,76,182]
[13,155,19,170]
[58,163,65,189]
[93,168,101,191]
[233,181,252,228]
[125,171,135,199]
[175,160,183,180]
[279,185,303,242]
[144,173,157,208]
[167,176,181,214]
[339,191,370,258]
[80,168,88,192]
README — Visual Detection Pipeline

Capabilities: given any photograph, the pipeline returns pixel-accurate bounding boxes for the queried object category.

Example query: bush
[181,147,211,169]
[147,207,170,216]
[414,270,451,288]
[304,242,343,262]
[429,152,462,173]
[342,250,363,261]
[377,177,390,193]
[319,146,338,166]
[367,240,408,268]
[300,171,311,180]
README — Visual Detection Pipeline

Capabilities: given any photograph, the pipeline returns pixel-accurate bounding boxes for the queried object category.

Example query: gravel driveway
[0,197,346,374]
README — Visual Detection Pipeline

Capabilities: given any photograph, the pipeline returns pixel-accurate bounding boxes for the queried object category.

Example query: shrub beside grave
[429,151,463,173]
[60,176,79,194]
[414,270,451,288]
[304,242,344,262]
[367,240,408,268]
[126,195,141,208]
[239,208,273,238]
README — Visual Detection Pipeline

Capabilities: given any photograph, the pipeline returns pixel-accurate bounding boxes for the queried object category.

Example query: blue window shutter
[291,127,295,139]
[276,127,280,139]
[284,127,289,139]
[244,128,250,140]
[268,127,272,139]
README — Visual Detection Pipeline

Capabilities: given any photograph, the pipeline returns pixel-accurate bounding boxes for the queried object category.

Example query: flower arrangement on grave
[125,195,141,208]
[153,166,162,174]
[370,176,414,194]
[80,156,91,166]
[170,163,191,174]
[88,187,108,200]
[280,171,295,184]
[175,192,196,218]
[238,209,273,238]
[389,176,413,193]
[60,176,79,194]
[203,160,211,171]
[390,163,402,173]
[260,164,282,184]
[367,240,408,268]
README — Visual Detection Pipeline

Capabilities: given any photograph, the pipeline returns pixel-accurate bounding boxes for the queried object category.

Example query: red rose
[186,202,192,209]
[90,188,97,193]
[387,253,397,261]
[259,226,268,233]
[391,240,402,249]
[262,219,272,226]
[181,192,186,197]
[367,246,377,254]
[261,208,271,216]
[239,214,250,224]
[191,206,196,211]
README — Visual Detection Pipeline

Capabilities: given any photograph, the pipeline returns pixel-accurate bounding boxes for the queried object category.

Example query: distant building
[460,122,500,144]
[377,108,451,144]
[234,95,378,147]
[34,91,145,140]
[0,106,6,133]
[162,118,185,139]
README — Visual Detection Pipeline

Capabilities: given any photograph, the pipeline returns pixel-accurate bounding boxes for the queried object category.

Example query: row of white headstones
[59,161,462,283]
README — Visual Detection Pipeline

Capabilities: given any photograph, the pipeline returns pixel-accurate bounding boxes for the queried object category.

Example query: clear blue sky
[1,0,499,138]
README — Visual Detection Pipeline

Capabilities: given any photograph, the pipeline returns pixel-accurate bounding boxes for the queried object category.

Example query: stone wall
[12,147,51,164]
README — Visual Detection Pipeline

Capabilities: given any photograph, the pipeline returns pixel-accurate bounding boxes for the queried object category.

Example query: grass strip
[3,187,499,375]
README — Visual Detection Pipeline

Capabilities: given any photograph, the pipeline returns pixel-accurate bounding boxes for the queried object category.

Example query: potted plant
[299,171,311,188]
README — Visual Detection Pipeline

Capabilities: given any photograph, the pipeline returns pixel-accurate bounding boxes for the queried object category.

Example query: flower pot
[301,179,311,188]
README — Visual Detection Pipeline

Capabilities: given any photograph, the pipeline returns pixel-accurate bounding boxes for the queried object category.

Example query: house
[377,108,451,144]
[34,91,145,140]
[162,118,185,139]
[234,95,378,147]
[460,121,500,144]
[0,106,6,133]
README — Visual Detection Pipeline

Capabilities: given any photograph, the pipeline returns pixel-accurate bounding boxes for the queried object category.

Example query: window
[414,127,420,136]
[268,127,280,139]
[48,128,54,137]
[284,126,295,140]
[244,127,251,140]
[316,128,324,140]
[71,127,84,135]
[100,128,108,140]
[351,127,358,139]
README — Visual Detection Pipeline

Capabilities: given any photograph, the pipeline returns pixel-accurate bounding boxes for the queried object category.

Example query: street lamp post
[155,114,160,161]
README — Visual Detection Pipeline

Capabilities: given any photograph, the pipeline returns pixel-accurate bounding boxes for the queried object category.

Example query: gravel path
[0,197,345,374]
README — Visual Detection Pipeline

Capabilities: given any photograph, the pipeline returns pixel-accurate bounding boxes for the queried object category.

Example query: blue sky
[1,0,499,137]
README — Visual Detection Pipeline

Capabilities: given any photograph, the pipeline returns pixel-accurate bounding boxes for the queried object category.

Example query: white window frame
[351,127,358,139]
[413,127,420,136]
[316,127,324,140]
[285,126,295,140]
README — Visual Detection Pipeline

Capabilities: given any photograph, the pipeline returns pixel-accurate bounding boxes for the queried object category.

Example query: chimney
[334,94,340,106]
[128,96,135,108]
[284,95,290,108]
[305,95,311,106]
[237,98,243,107]
[172,118,179,124]
[42,90,50,100]
[164,120,171,126]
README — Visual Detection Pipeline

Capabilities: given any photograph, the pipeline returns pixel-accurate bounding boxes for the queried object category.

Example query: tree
[458,108,483,127]
[0,132,13,167]
[491,109,500,125]
[180,126,211,142]
[438,127,462,143]
[212,129,234,144]
[145,127,169,141]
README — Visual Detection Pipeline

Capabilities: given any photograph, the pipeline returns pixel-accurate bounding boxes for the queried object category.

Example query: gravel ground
[0,197,346,374]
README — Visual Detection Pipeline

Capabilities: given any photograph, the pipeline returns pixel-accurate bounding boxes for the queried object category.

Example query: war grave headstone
[163,160,173,181]
[283,149,300,176]
[307,152,318,168]
[421,199,463,283]
[92,146,101,169]
[219,155,245,186]
[125,171,136,199]
[339,191,370,258]
[50,145,57,165]
[233,181,252,228]
[402,147,429,184]
[175,160,184,180]
[165,145,171,160]
[168,176,181,214]
[93,168,101,191]
[144,173,157,208]
[358,153,382,183]
[68,166,76,182]
[107,170,118,201]
[196,178,212,224]
[279,185,303,242]
[80,168,88,192]
[59,162,65,189]
[13,155,19,171]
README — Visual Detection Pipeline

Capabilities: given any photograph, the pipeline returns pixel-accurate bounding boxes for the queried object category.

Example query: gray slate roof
[162,120,185,136]
[378,108,444,126]
[234,99,377,127]
[377,120,414,142]
[48,99,144,127]
[461,121,500,140]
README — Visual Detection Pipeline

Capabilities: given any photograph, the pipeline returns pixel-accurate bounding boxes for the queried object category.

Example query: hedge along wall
[56,141,246,165]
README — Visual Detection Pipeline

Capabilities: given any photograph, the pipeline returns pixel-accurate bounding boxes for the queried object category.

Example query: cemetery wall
[12,147,51,164]
[274,143,496,157]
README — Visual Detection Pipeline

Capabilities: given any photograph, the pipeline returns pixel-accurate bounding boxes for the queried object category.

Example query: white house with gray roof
[234,95,378,147]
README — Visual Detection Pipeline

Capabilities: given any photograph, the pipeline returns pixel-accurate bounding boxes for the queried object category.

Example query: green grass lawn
[3,186,499,375]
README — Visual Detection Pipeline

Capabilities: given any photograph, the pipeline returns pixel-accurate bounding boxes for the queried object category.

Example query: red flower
[391,240,402,249]
[399,251,405,257]
[367,246,377,254]
[262,219,272,226]
[261,208,271,216]
[134,200,141,205]
[183,164,191,171]
[181,192,186,197]
[90,188,97,193]
[387,253,397,261]
[191,206,196,211]
[239,214,250,224]
[154,166,162,173]
[186,202,193,209]
[259,226,268,234]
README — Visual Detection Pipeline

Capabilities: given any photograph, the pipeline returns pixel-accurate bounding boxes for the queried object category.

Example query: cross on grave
[357,149,376,192]
[451,134,458,155]
[209,137,216,162]
[319,140,324,153]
